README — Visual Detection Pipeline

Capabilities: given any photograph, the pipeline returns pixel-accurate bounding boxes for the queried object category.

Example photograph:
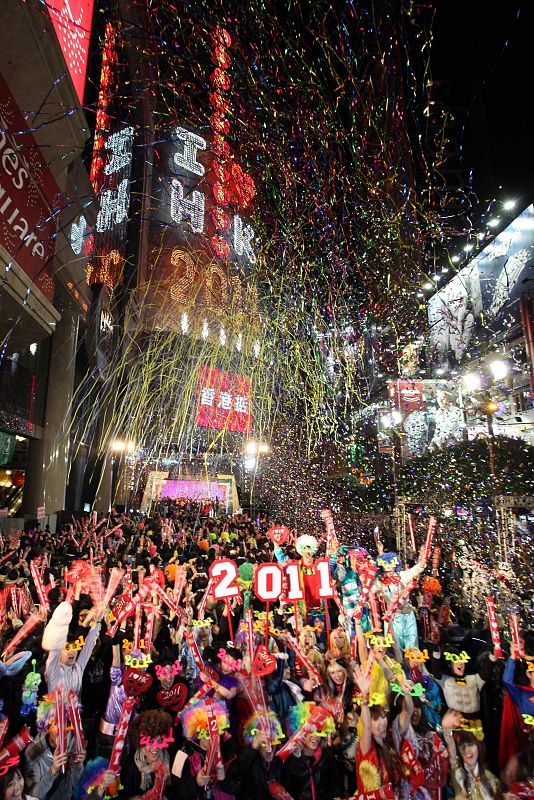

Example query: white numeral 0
[254,563,282,602]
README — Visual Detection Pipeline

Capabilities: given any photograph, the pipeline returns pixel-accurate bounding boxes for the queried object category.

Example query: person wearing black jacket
[236,710,284,800]
[280,702,342,800]
[170,736,240,800]
[171,697,240,800]
[281,741,341,800]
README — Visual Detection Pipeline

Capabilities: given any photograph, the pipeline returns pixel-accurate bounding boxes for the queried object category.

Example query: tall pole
[486,409,506,561]
[486,413,496,481]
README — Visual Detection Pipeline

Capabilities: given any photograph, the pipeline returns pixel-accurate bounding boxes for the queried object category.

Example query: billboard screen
[47,0,94,104]
[161,480,227,502]
[428,204,534,365]
[195,365,253,433]
[385,379,464,460]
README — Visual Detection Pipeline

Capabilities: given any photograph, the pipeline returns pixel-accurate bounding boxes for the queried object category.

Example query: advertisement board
[385,379,464,460]
[47,0,94,104]
[388,381,424,417]
[161,480,227,502]
[429,204,534,365]
[0,72,59,300]
[195,365,253,433]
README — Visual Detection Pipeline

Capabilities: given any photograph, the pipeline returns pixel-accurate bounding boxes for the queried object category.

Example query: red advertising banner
[387,380,423,418]
[47,0,94,104]
[0,72,60,300]
[196,365,253,433]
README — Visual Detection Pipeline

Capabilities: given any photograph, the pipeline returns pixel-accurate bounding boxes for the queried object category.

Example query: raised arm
[400,547,427,586]
[273,544,288,566]
[353,663,372,754]
[397,676,415,736]
[354,619,368,664]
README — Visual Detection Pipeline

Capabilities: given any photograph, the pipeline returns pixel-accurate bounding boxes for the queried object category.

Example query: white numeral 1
[284,562,304,600]
[316,559,334,598]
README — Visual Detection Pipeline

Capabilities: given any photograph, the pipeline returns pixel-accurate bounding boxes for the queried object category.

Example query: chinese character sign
[196,366,252,433]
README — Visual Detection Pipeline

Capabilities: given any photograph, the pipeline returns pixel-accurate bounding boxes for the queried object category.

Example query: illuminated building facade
[0,0,95,526]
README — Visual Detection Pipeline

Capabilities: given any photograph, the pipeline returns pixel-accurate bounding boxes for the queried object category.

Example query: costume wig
[36,694,56,732]
[295,535,318,556]
[74,757,109,800]
[179,698,230,740]
[298,627,317,649]
[347,546,369,559]
[329,628,351,660]
[243,710,284,747]
[286,702,335,738]
[131,709,174,748]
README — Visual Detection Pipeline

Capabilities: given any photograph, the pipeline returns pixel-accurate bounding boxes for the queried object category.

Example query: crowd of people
[0,499,532,800]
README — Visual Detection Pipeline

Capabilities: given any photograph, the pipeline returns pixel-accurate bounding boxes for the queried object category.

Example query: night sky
[431,1,533,207]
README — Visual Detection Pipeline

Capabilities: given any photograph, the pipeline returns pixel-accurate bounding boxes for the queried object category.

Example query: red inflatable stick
[107,580,155,637]
[383,580,416,623]
[352,565,378,622]
[109,697,137,773]
[423,517,437,562]
[485,597,504,659]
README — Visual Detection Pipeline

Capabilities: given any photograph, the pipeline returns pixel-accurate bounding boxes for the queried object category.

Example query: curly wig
[243,710,284,747]
[131,709,174,748]
[179,699,229,740]
[286,702,335,738]
[74,757,109,800]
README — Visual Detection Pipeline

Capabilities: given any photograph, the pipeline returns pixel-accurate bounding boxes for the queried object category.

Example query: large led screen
[428,204,534,366]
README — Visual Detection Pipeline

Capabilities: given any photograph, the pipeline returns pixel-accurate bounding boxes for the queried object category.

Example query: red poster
[388,381,423,418]
[47,0,94,103]
[196,365,253,433]
[0,73,60,301]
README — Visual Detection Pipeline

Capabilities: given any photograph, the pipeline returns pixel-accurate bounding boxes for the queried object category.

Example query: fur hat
[42,601,73,651]
[295,535,318,556]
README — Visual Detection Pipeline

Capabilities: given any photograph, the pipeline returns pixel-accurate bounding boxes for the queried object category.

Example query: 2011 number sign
[209,558,333,602]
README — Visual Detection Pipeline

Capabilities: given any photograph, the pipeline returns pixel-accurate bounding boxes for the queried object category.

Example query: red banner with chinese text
[196,365,253,433]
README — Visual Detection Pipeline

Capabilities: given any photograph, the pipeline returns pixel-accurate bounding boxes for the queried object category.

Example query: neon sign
[167,128,256,265]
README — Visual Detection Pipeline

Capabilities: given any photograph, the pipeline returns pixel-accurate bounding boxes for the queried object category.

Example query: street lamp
[488,359,509,381]
[111,439,135,453]
[244,440,269,456]
[462,372,482,393]
[243,441,269,517]
[244,455,257,471]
